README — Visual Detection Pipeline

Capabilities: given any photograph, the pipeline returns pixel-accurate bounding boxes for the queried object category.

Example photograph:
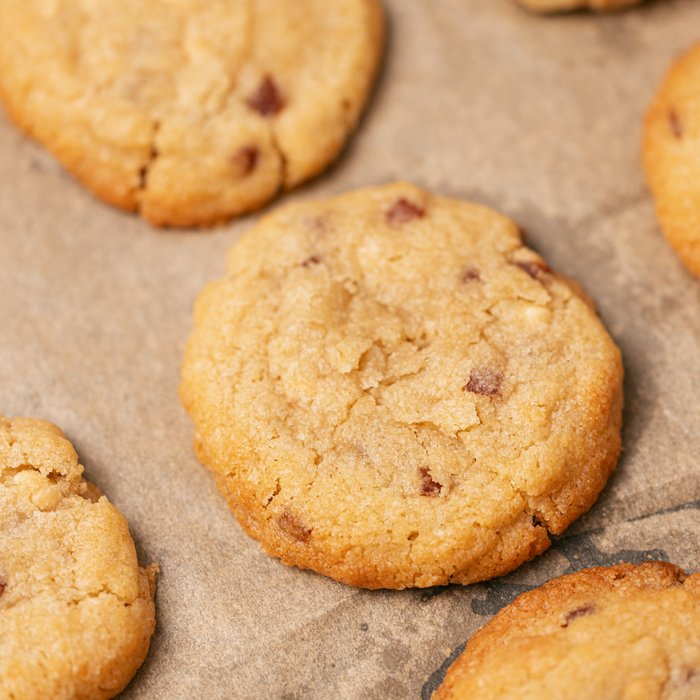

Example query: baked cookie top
[515,0,642,12]
[434,562,700,700]
[0,416,158,700]
[644,40,700,280]
[0,0,383,227]
[180,183,623,589]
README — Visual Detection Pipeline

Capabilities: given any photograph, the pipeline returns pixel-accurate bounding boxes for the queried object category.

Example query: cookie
[180,183,623,590]
[434,561,700,699]
[0,416,158,700]
[643,41,700,280]
[516,0,642,12]
[0,0,383,227]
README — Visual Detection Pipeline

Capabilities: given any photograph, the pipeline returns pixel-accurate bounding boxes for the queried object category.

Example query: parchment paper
[2,1,700,697]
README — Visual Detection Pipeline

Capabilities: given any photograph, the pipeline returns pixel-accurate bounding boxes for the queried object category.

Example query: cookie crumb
[277,510,312,542]
[387,198,425,225]
[247,75,285,117]
[562,603,596,627]
[419,467,442,496]
[668,109,683,139]
[465,368,502,397]
[230,146,259,176]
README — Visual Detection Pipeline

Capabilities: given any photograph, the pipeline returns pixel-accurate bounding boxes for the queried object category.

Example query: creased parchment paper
[2,1,700,698]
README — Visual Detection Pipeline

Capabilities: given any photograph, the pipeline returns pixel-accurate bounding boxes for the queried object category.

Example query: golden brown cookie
[0,0,383,227]
[644,41,700,280]
[0,416,158,700]
[435,562,700,700]
[516,0,642,12]
[180,183,623,590]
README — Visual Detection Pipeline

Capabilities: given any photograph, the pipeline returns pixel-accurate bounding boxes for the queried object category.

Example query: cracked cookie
[0,416,158,700]
[0,0,383,227]
[515,0,642,12]
[434,562,700,699]
[644,40,700,281]
[180,183,623,589]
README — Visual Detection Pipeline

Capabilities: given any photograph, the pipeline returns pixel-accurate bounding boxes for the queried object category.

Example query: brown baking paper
[2,1,700,697]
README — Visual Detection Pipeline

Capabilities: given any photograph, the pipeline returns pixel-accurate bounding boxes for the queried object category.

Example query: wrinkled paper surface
[2,1,700,697]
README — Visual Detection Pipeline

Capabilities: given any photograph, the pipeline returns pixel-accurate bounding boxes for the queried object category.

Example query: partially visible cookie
[0,416,158,700]
[644,41,700,280]
[434,561,700,699]
[516,0,642,12]
[180,182,623,590]
[0,0,383,227]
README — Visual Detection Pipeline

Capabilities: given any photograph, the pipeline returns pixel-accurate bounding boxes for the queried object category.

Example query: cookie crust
[0,0,383,227]
[643,41,700,280]
[0,417,158,700]
[180,183,623,589]
[435,562,700,699]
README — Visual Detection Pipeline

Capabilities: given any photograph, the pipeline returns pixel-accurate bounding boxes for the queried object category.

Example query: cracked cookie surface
[515,0,642,12]
[0,416,158,700]
[0,0,383,227]
[644,40,700,281]
[434,562,700,700]
[180,183,623,589]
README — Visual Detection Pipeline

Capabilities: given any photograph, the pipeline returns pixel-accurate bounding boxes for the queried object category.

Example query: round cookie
[0,416,158,700]
[516,0,642,12]
[434,561,700,699]
[644,41,700,280]
[0,0,383,227]
[180,183,623,590]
